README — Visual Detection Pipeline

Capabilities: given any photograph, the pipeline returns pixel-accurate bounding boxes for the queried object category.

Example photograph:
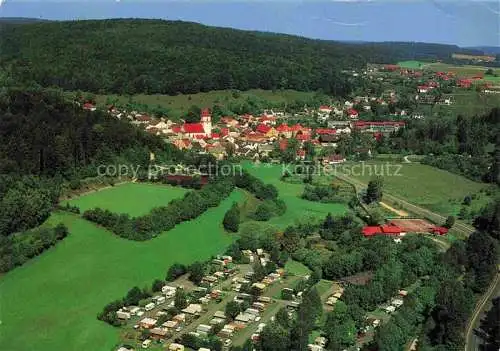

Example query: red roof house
[381,225,403,235]
[83,102,96,111]
[362,225,403,237]
[347,108,359,119]
[362,226,382,237]
[256,124,271,134]
[183,123,205,134]
[296,133,311,141]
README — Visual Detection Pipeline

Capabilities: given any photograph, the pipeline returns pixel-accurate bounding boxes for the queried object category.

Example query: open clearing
[95,89,318,119]
[346,162,493,217]
[243,162,348,227]
[0,189,243,351]
[285,259,311,276]
[64,182,188,216]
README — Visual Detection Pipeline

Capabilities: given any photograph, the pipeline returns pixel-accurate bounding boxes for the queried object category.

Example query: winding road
[464,272,500,351]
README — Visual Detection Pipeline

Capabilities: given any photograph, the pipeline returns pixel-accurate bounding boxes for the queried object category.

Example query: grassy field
[243,162,348,227]
[398,60,427,69]
[64,182,188,216]
[424,62,500,76]
[346,161,494,216]
[285,260,311,276]
[0,189,243,351]
[95,89,318,118]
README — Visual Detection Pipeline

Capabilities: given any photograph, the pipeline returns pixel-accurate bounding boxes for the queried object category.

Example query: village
[80,61,500,164]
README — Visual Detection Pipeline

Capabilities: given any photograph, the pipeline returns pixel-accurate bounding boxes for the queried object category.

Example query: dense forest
[0,88,186,236]
[0,19,486,96]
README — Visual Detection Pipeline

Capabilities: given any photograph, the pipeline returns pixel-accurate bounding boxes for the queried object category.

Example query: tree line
[83,179,235,240]
[0,223,69,273]
[84,170,286,240]
[0,19,484,96]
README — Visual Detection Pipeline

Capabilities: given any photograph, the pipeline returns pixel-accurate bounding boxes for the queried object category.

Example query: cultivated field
[398,60,500,77]
[65,182,188,216]
[0,188,243,351]
[425,62,500,77]
[244,163,348,227]
[346,161,493,216]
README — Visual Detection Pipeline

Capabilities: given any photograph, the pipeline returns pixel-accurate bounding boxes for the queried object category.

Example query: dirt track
[336,173,475,237]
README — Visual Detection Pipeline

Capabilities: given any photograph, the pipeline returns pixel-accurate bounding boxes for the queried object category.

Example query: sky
[0,0,499,47]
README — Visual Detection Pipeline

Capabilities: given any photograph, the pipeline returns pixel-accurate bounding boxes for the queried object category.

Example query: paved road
[465,272,500,351]
[336,173,475,237]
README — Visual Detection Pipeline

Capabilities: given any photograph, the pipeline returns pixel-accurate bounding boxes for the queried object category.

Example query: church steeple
[201,108,212,136]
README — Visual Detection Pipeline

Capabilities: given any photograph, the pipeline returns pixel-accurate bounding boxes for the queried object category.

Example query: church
[181,108,212,139]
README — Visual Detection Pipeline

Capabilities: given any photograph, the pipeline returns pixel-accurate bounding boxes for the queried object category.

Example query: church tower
[201,108,212,136]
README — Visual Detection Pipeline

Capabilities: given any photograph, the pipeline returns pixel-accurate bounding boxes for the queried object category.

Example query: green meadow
[0,165,349,351]
[95,89,318,119]
[65,182,188,216]
[347,161,494,216]
[0,189,243,351]
[244,163,348,227]
[397,60,427,69]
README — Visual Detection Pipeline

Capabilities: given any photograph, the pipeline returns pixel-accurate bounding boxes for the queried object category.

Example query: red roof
[171,125,182,133]
[290,124,303,132]
[183,123,205,134]
[296,133,310,141]
[211,133,220,139]
[221,128,229,136]
[279,139,288,151]
[296,150,306,156]
[319,105,332,110]
[362,226,382,236]
[347,108,358,116]
[381,225,402,234]
[256,124,271,134]
[276,124,290,132]
[316,128,336,135]
[83,102,95,109]
[362,225,402,237]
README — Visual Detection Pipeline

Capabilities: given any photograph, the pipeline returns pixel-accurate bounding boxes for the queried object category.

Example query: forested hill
[0,19,477,95]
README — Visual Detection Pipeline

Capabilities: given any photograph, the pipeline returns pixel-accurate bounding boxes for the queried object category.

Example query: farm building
[362,225,405,237]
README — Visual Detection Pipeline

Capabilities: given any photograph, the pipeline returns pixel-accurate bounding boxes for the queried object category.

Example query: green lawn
[64,182,188,216]
[285,260,311,276]
[243,163,348,227]
[314,279,334,297]
[0,190,243,351]
[347,161,493,216]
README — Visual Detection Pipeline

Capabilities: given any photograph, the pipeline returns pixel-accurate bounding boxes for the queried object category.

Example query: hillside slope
[0,19,478,95]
